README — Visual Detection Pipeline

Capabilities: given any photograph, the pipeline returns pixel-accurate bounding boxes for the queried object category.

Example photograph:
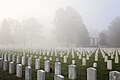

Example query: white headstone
[0,58,2,68]
[39,56,42,59]
[25,66,32,80]
[35,59,40,70]
[60,53,63,57]
[17,56,21,64]
[54,75,64,80]
[95,53,98,61]
[86,55,89,60]
[87,67,96,80]
[115,56,119,63]
[9,62,14,74]
[68,64,76,79]
[4,54,7,61]
[82,58,86,66]
[28,57,32,67]
[16,64,22,78]
[44,57,47,60]
[8,54,11,61]
[93,63,97,68]
[79,54,82,59]
[111,54,114,59]
[12,55,16,63]
[49,57,52,61]
[55,62,61,75]
[1,53,4,60]
[109,71,120,80]
[22,56,25,65]
[72,60,76,65]
[34,55,37,59]
[104,56,108,62]
[107,60,112,70]
[3,60,8,71]
[44,60,50,72]
[37,70,45,80]
[56,58,60,62]
[64,56,67,63]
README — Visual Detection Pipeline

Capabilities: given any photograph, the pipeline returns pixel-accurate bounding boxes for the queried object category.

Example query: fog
[0,0,120,48]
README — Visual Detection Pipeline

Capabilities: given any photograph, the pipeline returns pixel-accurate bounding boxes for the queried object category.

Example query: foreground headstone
[55,62,61,75]
[68,64,76,79]
[16,64,22,78]
[9,62,14,74]
[109,71,120,80]
[25,66,32,80]
[54,75,64,80]
[37,70,45,80]
[35,59,40,69]
[44,60,50,72]
[0,58,2,68]
[87,67,96,80]
[3,60,8,71]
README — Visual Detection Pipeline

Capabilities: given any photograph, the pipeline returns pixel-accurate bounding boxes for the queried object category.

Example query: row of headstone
[0,48,116,80]
[0,56,76,80]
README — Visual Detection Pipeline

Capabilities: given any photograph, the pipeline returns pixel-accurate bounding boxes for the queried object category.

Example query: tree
[22,18,43,47]
[10,19,25,45]
[107,16,120,47]
[53,7,89,47]
[0,19,14,46]
[99,31,108,45]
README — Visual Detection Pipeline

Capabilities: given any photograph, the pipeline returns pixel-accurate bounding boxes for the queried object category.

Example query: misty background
[0,0,120,48]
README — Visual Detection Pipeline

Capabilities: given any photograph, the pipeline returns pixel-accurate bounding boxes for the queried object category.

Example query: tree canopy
[53,7,89,47]
[0,18,43,47]
[107,16,120,47]
[0,19,14,45]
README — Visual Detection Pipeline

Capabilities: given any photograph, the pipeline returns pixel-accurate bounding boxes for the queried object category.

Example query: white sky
[0,0,120,37]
